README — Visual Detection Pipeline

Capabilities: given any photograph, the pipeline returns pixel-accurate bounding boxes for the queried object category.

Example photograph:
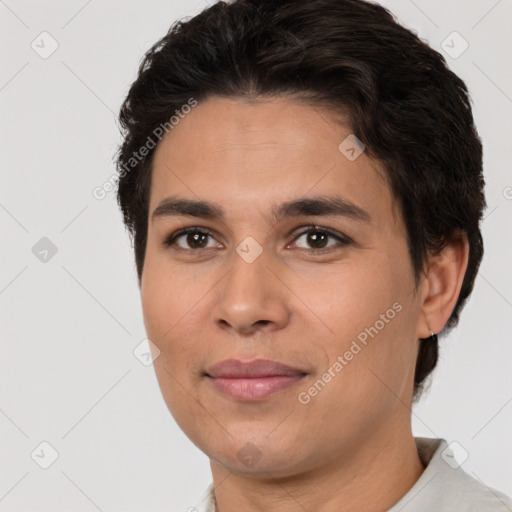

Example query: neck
[209,424,425,512]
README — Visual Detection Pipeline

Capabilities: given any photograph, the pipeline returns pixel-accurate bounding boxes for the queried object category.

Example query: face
[141,96,425,477]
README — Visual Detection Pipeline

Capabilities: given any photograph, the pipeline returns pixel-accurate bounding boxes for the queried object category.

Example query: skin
[140,96,469,512]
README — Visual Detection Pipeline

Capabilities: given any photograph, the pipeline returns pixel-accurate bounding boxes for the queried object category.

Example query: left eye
[291,227,350,252]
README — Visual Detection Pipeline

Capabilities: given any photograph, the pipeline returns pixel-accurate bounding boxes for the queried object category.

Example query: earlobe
[417,232,469,339]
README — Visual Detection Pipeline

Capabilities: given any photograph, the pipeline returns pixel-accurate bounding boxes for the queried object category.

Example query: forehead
[155,95,352,157]
[149,96,400,230]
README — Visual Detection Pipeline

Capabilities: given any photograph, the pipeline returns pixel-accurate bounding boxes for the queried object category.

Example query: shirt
[191,437,512,511]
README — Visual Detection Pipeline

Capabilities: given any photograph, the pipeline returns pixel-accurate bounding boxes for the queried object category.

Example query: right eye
[163,227,221,251]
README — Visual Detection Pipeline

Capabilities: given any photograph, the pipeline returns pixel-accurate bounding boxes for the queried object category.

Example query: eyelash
[162,225,351,255]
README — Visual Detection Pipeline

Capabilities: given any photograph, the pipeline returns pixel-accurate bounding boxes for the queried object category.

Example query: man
[115,0,512,510]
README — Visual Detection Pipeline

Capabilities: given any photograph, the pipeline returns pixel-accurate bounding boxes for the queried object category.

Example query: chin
[201,428,311,476]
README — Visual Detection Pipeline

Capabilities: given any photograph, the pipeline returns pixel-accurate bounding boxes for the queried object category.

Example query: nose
[211,249,291,336]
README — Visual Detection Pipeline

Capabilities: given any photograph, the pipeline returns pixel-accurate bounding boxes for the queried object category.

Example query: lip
[204,358,307,401]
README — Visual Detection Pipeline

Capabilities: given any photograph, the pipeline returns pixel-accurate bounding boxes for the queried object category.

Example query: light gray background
[1,0,511,510]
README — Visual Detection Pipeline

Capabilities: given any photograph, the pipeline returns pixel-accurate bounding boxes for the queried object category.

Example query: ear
[416,231,470,339]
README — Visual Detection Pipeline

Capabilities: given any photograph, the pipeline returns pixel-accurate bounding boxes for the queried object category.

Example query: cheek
[297,308,414,445]
[290,256,399,338]
[141,265,207,426]
[141,254,199,349]
[140,256,212,395]
[299,250,415,391]
[141,274,174,351]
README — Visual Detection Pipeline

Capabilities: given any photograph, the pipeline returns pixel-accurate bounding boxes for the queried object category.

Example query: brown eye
[163,228,218,250]
[306,230,329,249]
[184,232,209,249]
[292,227,350,253]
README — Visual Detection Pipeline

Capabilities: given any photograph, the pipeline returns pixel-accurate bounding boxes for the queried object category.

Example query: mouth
[204,358,308,401]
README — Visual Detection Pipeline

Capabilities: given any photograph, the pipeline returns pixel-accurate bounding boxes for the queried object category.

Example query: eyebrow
[151,195,372,224]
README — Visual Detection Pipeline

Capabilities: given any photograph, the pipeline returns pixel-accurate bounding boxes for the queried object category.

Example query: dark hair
[115,0,486,400]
